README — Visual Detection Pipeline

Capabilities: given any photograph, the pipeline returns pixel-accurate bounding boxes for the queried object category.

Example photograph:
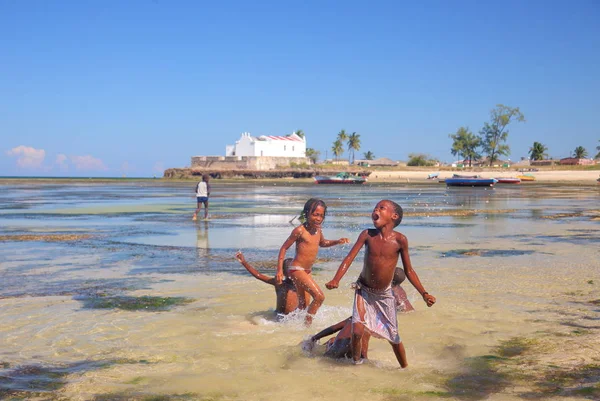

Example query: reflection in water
[196,220,210,261]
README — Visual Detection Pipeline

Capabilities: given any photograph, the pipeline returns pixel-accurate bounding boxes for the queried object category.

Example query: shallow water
[1,180,599,400]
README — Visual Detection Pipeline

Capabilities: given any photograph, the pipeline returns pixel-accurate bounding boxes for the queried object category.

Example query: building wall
[191,156,310,170]
[226,132,306,157]
[559,158,595,165]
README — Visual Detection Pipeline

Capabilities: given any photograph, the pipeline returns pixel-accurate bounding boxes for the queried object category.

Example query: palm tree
[363,151,375,160]
[595,140,600,159]
[347,132,361,164]
[332,139,343,161]
[573,146,588,159]
[336,130,348,160]
[294,129,304,138]
[528,141,548,161]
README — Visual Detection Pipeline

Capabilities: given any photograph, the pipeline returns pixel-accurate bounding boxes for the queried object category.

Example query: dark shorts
[197,197,208,203]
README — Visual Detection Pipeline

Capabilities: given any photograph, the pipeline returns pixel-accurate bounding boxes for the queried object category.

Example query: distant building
[191,131,309,171]
[530,159,557,166]
[225,132,306,158]
[353,158,399,167]
[559,157,595,165]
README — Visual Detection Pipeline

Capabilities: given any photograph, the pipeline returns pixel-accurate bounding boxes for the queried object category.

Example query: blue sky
[1,0,599,177]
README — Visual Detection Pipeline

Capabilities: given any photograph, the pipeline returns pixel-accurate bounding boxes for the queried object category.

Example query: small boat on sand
[427,172,439,179]
[445,177,497,187]
[314,172,367,184]
[495,177,521,184]
[516,174,536,182]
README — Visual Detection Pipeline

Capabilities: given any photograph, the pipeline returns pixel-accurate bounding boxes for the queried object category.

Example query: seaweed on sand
[0,234,92,242]
[80,295,194,311]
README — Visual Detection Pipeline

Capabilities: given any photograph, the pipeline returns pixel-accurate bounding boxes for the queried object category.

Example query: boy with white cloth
[326,199,436,367]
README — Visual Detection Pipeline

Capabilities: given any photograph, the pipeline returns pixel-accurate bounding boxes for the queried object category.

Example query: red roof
[260,135,303,142]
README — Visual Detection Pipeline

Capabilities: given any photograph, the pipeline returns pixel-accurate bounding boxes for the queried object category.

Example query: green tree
[363,151,375,160]
[294,129,304,138]
[336,130,348,160]
[332,139,343,161]
[449,126,481,167]
[573,146,588,159]
[305,148,320,163]
[595,140,600,159]
[528,141,548,161]
[407,153,435,167]
[347,132,361,164]
[479,104,525,166]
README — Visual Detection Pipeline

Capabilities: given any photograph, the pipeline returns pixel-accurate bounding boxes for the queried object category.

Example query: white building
[225,132,306,158]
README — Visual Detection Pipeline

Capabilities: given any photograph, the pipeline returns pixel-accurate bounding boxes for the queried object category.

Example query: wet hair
[383,199,403,227]
[392,267,406,285]
[300,198,327,223]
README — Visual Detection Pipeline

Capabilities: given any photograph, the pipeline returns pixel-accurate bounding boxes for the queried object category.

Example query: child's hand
[325,279,339,290]
[235,251,245,263]
[339,238,350,244]
[423,293,436,307]
[275,271,284,285]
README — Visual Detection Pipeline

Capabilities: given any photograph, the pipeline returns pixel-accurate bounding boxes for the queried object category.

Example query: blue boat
[445,177,497,187]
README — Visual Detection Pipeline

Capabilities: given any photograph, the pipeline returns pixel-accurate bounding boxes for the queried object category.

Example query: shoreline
[1,169,599,185]
[367,169,600,183]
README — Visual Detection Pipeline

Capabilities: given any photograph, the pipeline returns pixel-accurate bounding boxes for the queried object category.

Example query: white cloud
[55,154,69,171]
[6,145,46,168]
[70,155,108,171]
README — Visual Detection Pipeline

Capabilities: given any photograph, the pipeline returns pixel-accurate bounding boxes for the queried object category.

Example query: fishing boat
[314,172,367,184]
[427,172,440,180]
[495,177,521,184]
[516,174,536,182]
[444,177,497,187]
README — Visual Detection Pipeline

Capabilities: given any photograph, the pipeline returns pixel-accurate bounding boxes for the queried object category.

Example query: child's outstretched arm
[276,227,302,284]
[325,230,368,289]
[235,251,275,285]
[397,234,436,307]
[319,232,350,248]
[310,318,349,342]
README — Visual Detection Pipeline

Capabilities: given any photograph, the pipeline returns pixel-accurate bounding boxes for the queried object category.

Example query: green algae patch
[0,234,92,242]
[442,249,535,258]
[82,295,194,311]
[93,392,225,401]
[372,388,452,398]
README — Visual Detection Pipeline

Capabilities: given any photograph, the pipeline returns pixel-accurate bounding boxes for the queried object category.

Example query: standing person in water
[192,174,211,221]
[276,198,350,326]
[305,267,414,360]
[235,251,307,317]
[325,199,436,367]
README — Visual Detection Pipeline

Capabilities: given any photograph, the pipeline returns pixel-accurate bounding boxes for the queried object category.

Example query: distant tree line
[296,108,599,165]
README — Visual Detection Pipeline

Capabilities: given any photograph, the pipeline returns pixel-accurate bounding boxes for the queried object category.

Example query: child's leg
[389,341,408,368]
[290,271,324,325]
[203,200,209,218]
[351,292,367,363]
[193,201,201,220]
[295,285,308,310]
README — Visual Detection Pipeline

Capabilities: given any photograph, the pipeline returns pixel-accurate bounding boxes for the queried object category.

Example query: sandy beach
[367,169,600,183]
